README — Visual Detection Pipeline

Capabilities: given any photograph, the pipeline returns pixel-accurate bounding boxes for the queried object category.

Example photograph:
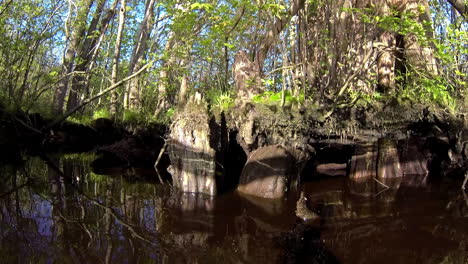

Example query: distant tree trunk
[255,0,306,72]
[154,4,202,117]
[233,0,306,98]
[53,0,93,115]
[110,0,126,116]
[154,33,176,118]
[66,0,115,113]
[125,0,155,110]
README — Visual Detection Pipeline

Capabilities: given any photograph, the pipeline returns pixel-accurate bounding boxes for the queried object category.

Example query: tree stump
[349,142,378,180]
[377,137,403,180]
[168,93,224,195]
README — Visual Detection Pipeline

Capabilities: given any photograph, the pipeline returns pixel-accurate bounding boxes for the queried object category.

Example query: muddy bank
[2,98,466,199]
[0,106,170,179]
[0,106,125,154]
[166,93,467,200]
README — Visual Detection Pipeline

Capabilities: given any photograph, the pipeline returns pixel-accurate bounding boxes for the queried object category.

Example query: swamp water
[0,154,467,263]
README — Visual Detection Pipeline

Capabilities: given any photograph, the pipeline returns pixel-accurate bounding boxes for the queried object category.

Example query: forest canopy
[0,0,466,123]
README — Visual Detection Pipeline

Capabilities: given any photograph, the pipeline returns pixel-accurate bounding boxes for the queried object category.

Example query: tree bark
[403,1,438,76]
[66,0,116,113]
[154,32,176,118]
[126,0,155,110]
[447,0,468,18]
[377,2,396,92]
[53,0,93,115]
[110,0,126,116]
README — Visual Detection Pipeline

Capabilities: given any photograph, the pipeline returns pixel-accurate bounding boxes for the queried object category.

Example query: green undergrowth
[206,89,235,113]
[252,90,305,106]
[67,108,165,130]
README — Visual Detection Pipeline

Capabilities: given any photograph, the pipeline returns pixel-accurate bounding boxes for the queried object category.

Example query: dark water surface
[0,155,467,263]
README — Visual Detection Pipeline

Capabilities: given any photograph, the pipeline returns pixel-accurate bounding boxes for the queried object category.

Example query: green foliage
[213,92,235,111]
[351,4,430,42]
[252,90,305,106]
[165,107,175,119]
[206,89,235,111]
[400,75,457,112]
[123,109,156,125]
[68,115,93,126]
[190,2,213,11]
[347,90,383,108]
[92,108,111,120]
[64,108,111,126]
[89,172,108,183]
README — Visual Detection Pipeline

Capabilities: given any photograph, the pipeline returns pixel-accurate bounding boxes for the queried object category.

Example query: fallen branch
[45,61,154,130]
[373,177,390,197]
[154,140,168,184]
[373,177,390,189]
[462,170,468,190]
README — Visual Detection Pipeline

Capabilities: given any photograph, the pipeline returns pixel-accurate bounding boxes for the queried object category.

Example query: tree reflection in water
[0,155,467,263]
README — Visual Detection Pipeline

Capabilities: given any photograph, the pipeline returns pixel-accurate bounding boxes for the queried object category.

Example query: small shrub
[206,89,235,111]
[213,92,235,111]
[92,108,111,120]
[123,109,156,125]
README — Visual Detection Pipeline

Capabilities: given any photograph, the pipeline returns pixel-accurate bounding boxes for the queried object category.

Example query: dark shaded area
[302,143,354,180]
[278,223,340,264]
[0,107,128,154]
[221,130,247,192]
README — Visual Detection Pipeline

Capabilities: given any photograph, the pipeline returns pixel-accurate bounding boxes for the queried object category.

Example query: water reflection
[0,155,467,263]
[302,176,468,264]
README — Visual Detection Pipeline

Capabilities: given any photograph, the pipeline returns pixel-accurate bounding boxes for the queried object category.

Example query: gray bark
[447,0,468,17]
[126,0,155,110]
[110,0,126,115]
[53,0,93,114]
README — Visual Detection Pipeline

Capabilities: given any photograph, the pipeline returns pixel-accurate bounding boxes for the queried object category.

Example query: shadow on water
[0,154,467,263]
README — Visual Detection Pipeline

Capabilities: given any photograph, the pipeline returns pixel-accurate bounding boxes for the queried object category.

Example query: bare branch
[447,0,468,18]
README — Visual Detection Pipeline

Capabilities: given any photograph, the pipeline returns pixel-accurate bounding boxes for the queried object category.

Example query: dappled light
[0,0,467,262]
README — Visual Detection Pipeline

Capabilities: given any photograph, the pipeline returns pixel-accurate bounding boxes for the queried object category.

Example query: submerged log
[349,142,377,180]
[168,93,225,195]
[316,163,347,177]
[377,137,403,179]
[237,145,309,199]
